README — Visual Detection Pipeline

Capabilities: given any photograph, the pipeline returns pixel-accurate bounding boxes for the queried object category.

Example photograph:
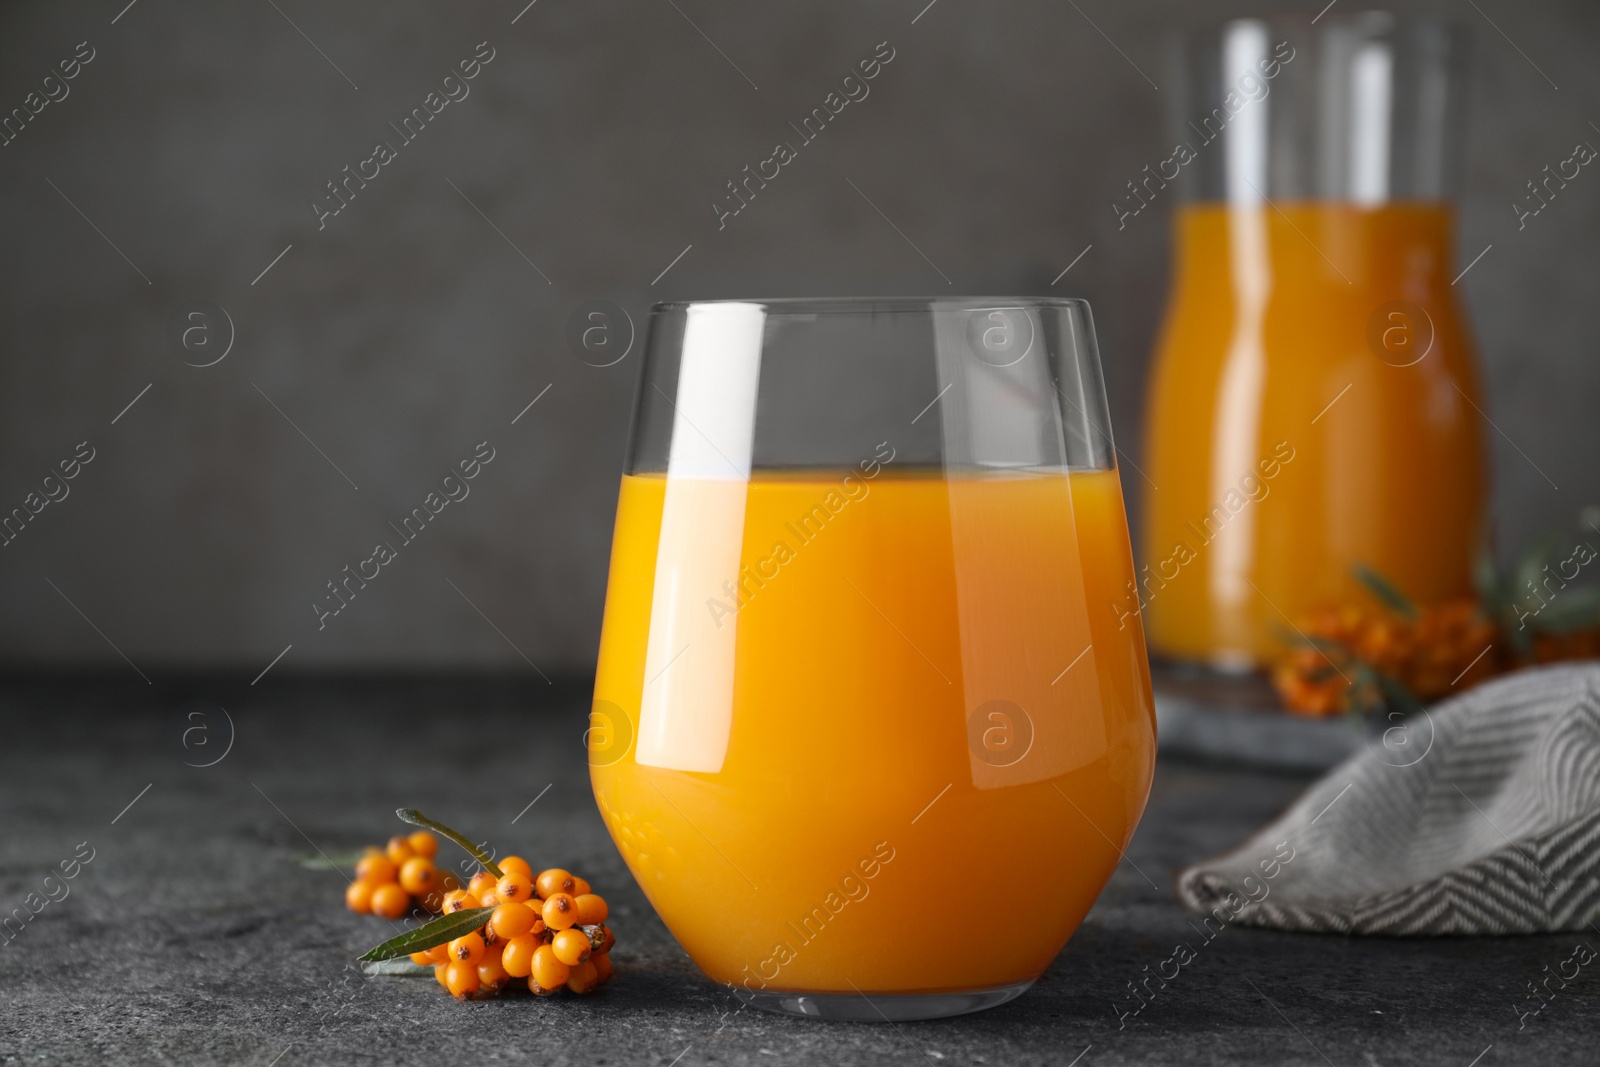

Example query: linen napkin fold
[1176,662,1600,935]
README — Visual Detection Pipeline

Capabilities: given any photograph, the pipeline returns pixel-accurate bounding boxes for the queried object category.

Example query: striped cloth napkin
[1176,663,1600,934]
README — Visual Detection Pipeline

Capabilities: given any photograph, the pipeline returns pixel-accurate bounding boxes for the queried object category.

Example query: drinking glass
[589,297,1156,1020]
[1142,13,1488,669]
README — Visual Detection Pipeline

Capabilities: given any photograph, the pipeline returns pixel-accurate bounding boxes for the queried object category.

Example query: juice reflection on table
[591,464,1155,995]
[1142,201,1488,668]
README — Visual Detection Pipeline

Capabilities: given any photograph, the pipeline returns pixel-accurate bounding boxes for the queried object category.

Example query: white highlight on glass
[1224,20,1270,206]
[638,302,767,774]
[1350,41,1394,206]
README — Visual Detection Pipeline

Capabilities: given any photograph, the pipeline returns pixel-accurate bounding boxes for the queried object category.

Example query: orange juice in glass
[1141,13,1487,668]
[590,298,1155,1019]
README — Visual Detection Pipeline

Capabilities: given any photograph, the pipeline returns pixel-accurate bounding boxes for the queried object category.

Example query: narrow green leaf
[1512,534,1563,609]
[1529,588,1600,633]
[1352,564,1417,619]
[395,808,503,880]
[1271,623,1349,658]
[358,906,496,962]
[361,958,434,976]
[1376,672,1424,716]
[1269,623,1304,649]
[1507,612,1536,655]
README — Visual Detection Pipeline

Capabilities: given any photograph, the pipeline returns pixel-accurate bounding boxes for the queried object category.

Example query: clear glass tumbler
[1142,13,1488,669]
[589,297,1156,1020]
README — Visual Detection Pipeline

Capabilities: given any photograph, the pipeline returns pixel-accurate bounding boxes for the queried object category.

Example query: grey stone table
[0,677,1591,1066]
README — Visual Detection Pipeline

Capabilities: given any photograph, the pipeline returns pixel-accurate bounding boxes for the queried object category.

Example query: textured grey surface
[1154,695,1366,772]
[0,0,1597,672]
[0,677,1593,1065]
[1153,665,1369,771]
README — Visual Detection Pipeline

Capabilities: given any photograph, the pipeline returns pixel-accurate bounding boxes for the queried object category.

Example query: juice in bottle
[1141,202,1487,667]
[590,467,1155,995]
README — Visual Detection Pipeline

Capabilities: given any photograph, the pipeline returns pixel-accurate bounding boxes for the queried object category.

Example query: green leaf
[395,809,503,881]
[1271,623,1349,658]
[1352,564,1417,619]
[1344,663,1379,716]
[360,958,434,976]
[1512,534,1563,609]
[1529,588,1600,633]
[357,906,496,962]
[1506,610,1537,655]
[1375,672,1424,717]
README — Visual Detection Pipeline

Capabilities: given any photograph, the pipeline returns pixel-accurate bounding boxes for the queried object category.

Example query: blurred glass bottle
[1140,12,1487,669]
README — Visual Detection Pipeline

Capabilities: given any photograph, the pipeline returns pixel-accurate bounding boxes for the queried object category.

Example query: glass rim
[1181,10,1464,35]
[650,296,1092,316]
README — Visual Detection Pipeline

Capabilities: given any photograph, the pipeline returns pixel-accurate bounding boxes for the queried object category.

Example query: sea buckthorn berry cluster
[1273,530,1600,718]
[426,861,615,1000]
[1273,597,1506,717]
[352,811,619,1002]
[345,831,457,919]
[370,853,615,1001]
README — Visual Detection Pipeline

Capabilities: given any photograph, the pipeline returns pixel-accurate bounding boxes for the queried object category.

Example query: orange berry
[499,856,534,882]
[449,931,486,964]
[501,934,536,978]
[589,925,615,956]
[566,959,600,994]
[445,959,480,998]
[434,962,450,989]
[426,943,451,965]
[370,883,410,920]
[407,831,438,859]
[573,893,608,925]
[552,928,591,966]
[490,902,537,940]
[399,857,439,896]
[495,872,533,904]
[441,890,481,914]
[409,950,433,966]
[542,893,578,930]
[344,880,375,914]
[571,877,592,896]
[531,944,570,991]
[593,953,613,984]
[478,951,510,990]
[535,869,576,899]
[468,871,498,898]
[386,836,415,866]
[355,854,397,884]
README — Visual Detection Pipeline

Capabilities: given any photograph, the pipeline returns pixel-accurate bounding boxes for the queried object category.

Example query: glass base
[739,980,1033,1021]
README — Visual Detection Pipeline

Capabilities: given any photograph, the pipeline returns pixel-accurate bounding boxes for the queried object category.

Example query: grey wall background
[0,0,1595,674]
